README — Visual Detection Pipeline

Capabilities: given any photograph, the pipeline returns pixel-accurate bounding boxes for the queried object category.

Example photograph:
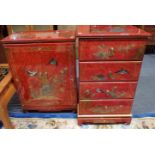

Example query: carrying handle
[48,58,58,66]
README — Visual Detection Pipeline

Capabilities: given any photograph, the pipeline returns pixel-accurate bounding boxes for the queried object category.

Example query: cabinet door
[5,42,77,111]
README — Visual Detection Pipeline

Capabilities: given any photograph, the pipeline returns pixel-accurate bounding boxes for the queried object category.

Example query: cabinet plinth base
[78,117,131,125]
[22,104,77,112]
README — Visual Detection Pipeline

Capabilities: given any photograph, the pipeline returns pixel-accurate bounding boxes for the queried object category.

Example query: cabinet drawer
[78,99,133,115]
[79,40,146,61]
[80,82,137,100]
[78,117,131,125]
[80,61,142,82]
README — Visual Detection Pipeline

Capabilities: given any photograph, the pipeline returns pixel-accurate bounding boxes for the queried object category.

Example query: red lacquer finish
[77,25,150,125]
[1,31,77,112]
[78,117,131,125]
[2,30,75,43]
[78,99,133,115]
[79,39,146,61]
[77,25,151,38]
[80,61,142,82]
[80,82,137,100]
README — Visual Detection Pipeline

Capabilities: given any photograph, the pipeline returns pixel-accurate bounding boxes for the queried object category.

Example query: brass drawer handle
[49,58,58,66]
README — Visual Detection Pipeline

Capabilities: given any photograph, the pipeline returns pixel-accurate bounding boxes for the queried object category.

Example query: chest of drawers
[77,25,150,124]
[1,30,77,112]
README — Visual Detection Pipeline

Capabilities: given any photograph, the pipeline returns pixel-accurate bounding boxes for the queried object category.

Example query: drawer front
[80,61,142,82]
[80,82,137,100]
[78,99,133,115]
[78,117,131,125]
[79,40,146,61]
[6,42,77,107]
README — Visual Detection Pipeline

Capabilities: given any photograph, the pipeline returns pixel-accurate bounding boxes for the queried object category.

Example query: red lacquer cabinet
[1,31,77,111]
[77,25,150,124]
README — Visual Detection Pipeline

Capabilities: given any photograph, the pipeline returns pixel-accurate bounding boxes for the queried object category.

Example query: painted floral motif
[108,72,115,80]
[90,105,125,114]
[94,45,115,59]
[93,74,106,81]
[92,43,141,60]
[27,67,68,100]
[92,67,129,81]
[105,87,126,98]
[133,45,146,60]
[118,44,135,53]
[82,86,126,99]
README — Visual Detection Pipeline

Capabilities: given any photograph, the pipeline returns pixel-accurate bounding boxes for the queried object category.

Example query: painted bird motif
[115,68,128,75]
[26,70,38,77]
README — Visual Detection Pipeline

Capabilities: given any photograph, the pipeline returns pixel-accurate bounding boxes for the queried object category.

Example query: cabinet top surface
[77,25,151,39]
[1,30,75,44]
